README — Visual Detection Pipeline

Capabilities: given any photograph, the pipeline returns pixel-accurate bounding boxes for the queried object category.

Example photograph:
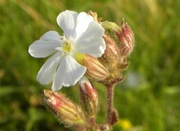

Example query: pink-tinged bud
[43,90,85,126]
[116,20,134,57]
[100,34,120,66]
[79,77,98,122]
[82,55,109,81]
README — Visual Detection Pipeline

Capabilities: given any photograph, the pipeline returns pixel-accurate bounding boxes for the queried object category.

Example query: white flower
[28,10,106,91]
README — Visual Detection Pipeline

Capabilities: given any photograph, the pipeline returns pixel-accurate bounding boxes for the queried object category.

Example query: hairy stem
[106,84,115,125]
[75,125,86,131]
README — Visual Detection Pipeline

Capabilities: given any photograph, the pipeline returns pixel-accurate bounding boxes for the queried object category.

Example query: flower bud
[99,34,120,66]
[79,77,98,125]
[116,20,134,57]
[101,21,121,32]
[82,55,109,81]
[43,90,85,126]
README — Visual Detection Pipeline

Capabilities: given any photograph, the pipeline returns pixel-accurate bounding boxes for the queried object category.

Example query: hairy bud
[82,55,109,81]
[79,77,98,125]
[99,34,120,67]
[43,90,85,126]
[116,20,134,57]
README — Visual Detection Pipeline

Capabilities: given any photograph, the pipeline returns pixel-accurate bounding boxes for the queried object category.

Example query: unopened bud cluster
[83,11,135,86]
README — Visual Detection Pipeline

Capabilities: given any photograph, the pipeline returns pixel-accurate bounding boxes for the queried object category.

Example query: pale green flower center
[56,38,85,64]
[62,41,71,53]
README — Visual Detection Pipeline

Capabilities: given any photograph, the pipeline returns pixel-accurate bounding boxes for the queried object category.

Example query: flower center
[62,41,71,53]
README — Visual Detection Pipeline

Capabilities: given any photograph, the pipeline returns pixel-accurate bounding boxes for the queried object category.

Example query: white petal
[52,55,86,91]
[28,31,62,58]
[75,21,106,57]
[37,52,62,85]
[40,31,62,42]
[56,10,78,39]
[74,12,94,39]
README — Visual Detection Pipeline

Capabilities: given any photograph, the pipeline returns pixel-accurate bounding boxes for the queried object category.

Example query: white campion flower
[28,10,106,91]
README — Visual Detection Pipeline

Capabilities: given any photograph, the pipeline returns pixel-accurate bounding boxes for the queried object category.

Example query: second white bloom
[28,10,106,90]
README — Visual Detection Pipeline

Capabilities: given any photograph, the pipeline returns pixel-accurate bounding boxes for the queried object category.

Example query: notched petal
[75,21,106,57]
[40,31,62,42]
[74,12,94,39]
[56,10,78,39]
[28,40,60,58]
[37,52,62,85]
[28,31,62,58]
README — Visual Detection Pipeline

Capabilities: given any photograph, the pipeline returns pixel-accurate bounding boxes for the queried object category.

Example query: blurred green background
[0,0,179,131]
